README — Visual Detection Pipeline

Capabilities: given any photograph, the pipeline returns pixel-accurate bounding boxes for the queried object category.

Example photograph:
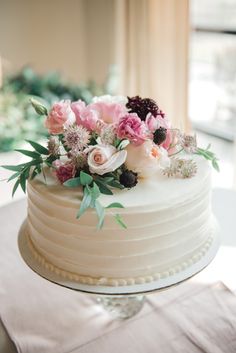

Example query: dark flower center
[119,169,138,188]
[153,127,167,145]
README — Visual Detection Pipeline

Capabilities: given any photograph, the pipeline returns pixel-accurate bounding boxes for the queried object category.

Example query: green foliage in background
[0,89,48,152]
[0,66,116,152]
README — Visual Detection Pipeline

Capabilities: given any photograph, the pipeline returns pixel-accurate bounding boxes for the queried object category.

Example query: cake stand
[18,220,220,319]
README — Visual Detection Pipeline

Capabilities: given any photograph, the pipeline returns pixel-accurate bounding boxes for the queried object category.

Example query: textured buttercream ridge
[27,181,211,230]
[28,213,212,258]
[28,179,211,214]
[27,228,214,287]
[27,199,211,242]
[28,183,210,221]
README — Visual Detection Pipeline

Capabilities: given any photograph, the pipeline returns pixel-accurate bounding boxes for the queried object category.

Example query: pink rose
[89,101,127,124]
[87,144,127,175]
[117,113,148,146]
[53,160,76,184]
[45,100,76,135]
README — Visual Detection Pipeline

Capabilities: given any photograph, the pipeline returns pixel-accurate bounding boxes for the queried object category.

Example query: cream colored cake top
[30,155,210,211]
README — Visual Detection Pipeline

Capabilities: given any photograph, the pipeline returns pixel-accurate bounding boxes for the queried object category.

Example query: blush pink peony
[89,101,127,124]
[125,140,170,178]
[71,100,100,131]
[45,100,76,135]
[117,113,148,146]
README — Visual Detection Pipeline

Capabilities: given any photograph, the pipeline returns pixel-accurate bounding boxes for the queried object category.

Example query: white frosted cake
[4,95,219,287]
[26,156,217,286]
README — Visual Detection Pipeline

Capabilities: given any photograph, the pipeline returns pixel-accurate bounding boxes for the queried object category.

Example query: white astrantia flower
[99,124,117,145]
[86,144,127,175]
[47,136,60,156]
[180,133,197,154]
[69,151,88,169]
[63,125,90,152]
[162,158,197,178]
[91,95,128,106]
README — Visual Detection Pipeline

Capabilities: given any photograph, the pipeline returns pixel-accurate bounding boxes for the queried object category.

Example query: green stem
[169,147,184,157]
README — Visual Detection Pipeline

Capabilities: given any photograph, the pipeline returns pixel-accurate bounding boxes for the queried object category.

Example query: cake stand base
[97,295,145,319]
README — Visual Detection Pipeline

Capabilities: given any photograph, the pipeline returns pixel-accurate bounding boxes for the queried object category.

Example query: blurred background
[0,0,235,205]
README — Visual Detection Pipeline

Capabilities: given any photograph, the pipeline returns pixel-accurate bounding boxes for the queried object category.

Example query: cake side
[26,157,216,285]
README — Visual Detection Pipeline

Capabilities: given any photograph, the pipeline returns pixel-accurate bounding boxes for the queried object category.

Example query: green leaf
[106,202,124,209]
[107,180,124,189]
[90,182,101,200]
[212,159,220,172]
[95,180,113,195]
[45,155,57,166]
[80,171,93,186]
[63,177,81,188]
[26,140,49,155]
[197,147,215,158]
[19,173,26,193]
[20,160,39,169]
[196,147,220,173]
[95,200,105,229]
[77,188,92,219]
[114,214,127,229]
[7,172,21,182]
[96,176,114,183]
[30,167,38,180]
[15,149,41,159]
[1,165,23,172]
[2,159,41,172]
[30,98,48,116]
[36,164,42,175]
[12,178,20,197]
[114,138,122,148]
[23,167,30,180]
[117,139,130,150]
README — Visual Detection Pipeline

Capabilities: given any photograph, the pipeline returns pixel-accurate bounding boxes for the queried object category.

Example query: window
[189,0,236,141]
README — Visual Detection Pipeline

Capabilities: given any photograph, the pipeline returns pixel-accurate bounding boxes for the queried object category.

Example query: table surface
[1,188,236,353]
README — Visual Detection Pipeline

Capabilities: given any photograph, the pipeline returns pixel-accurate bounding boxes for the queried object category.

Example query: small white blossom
[63,125,90,152]
[47,136,60,156]
[162,158,197,178]
[69,151,88,169]
[180,133,197,153]
[100,124,116,145]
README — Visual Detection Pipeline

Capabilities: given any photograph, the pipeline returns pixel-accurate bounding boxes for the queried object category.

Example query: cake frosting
[26,156,218,286]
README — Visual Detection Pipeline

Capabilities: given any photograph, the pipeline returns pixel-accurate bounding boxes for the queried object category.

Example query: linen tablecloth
[1,189,236,353]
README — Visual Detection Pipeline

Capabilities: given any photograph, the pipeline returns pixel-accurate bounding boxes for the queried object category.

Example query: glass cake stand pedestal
[18,220,220,319]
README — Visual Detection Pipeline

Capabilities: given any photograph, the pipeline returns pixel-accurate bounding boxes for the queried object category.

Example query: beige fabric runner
[1,199,236,353]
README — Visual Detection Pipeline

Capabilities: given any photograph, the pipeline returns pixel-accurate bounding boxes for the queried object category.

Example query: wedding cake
[26,157,216,286]
[3,95,219,286]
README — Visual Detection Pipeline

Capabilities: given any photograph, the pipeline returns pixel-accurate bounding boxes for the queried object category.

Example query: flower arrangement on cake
[2,95,219,228]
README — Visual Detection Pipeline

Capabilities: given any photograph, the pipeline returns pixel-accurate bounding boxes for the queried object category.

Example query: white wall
[0,0,115,84]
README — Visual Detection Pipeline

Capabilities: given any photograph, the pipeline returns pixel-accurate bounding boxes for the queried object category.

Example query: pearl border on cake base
[18,220,220,318]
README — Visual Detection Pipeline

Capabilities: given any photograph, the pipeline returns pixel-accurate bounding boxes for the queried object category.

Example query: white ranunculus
[91,95,128,106]
[125,140,170,178]
[87,144,127,175]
